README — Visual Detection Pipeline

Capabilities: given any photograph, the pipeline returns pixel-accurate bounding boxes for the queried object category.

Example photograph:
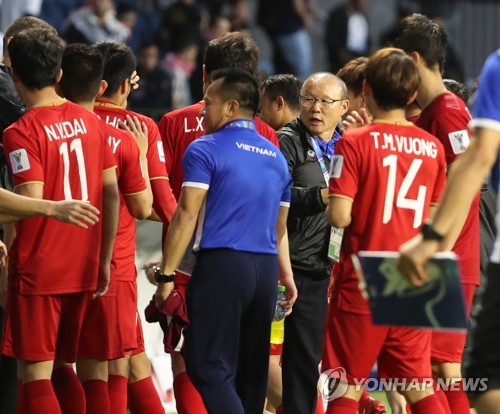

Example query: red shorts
[116,280,144,354]
[431,282,476,363]
[323,305,432,383]
[1,284,92,362]
[78,295,124,360]
[270,343,283,355]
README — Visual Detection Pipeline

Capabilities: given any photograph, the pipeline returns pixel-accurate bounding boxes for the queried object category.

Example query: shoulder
[161,102,203,122]
[278,119,306,143]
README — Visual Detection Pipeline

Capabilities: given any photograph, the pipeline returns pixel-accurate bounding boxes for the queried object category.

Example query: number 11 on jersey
[59,139,88,201]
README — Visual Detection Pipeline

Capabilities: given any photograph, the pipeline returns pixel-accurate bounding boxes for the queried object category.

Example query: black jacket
[278,118,333,280]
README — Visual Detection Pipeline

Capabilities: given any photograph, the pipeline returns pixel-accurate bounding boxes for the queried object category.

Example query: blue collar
[222,119,256,130]
[312,130,342,156]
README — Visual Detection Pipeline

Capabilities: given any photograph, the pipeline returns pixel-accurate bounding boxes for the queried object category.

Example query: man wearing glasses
[277,72,349,414]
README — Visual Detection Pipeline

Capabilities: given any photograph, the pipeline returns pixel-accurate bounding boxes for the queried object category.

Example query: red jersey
[101,121,147,283]
[94,102,177,224]
[329,122,447,313]
[3,100,116,295]
[159,101,279,199]
[417,92,480,284]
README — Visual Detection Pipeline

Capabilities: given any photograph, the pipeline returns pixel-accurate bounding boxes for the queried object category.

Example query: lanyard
[223,119,256,130]
[310,138,330,186]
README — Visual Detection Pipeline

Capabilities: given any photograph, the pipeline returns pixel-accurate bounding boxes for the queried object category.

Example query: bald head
[299,72,349,141]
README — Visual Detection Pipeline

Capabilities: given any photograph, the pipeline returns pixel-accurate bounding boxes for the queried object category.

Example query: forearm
[151,178,177,223]
[0,188,52,218]
[140,154,153,207]
[277,230,293,281]
[159,207,198,275]
[100,183,119,265]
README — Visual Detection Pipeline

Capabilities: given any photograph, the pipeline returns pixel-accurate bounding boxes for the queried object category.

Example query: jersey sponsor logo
[107,136,122,154]
[330,155,343,178]
[371,132,438,158]
[9,149,30,173]
[448,129,470,154]
[43,118,88,142]
[183,116,203,133]
[235,142,277,157]
[157,141,166,162]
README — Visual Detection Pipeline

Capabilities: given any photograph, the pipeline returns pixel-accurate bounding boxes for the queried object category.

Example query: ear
[276,96,285,111]
[340,98,350,117]
[406,90,418,106]
[120,78,128,95]
[226,99,239,117]
[410,51,421,64]
[56,68,63,83]
[96,80,108,98]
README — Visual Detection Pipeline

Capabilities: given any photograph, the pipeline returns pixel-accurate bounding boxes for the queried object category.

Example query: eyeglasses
[299,95,345,108]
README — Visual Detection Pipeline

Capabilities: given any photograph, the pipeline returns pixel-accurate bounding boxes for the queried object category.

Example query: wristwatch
[421,222,445,242]
[154,267,175,283]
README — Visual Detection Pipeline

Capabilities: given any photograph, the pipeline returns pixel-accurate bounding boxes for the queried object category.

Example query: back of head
[443,78,470,103]
[204,32,259,77]
[8,29,65,90]
[60,44,104,102]
[95,41,136,97]
[260,74,302,112]
[365,47,420,111]
[389,13,447,72]
[3,16,57,57]
[210,68,259,117]
[337,56,368,98]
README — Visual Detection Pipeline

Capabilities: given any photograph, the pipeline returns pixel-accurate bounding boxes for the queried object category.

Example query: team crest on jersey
[448,129,470,154]
[9,149,30,174]
[330,155,344,178]
[157,141,166,163]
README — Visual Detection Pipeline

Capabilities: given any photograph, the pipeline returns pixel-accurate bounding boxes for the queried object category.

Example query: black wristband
[421,222,445,241]
[154,267,175,283]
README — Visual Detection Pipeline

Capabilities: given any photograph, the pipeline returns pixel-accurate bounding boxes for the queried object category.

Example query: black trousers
[184,249,278,414]
[465,261,500,395]
[282,273,329,414]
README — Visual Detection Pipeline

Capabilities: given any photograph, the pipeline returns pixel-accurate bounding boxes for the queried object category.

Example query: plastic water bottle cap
[278,285,286,292]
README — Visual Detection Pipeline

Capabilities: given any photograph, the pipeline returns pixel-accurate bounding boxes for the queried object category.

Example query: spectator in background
[116,3,138,49]
[325,0,370,74]
[61,0,129,44]
[161,35,199,109]
[0,0,42,32]
[128,42,173,121]
[257,0,313,81]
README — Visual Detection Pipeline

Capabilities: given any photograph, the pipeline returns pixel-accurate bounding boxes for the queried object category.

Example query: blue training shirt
[182,119,291,254]
[470,49,500,263]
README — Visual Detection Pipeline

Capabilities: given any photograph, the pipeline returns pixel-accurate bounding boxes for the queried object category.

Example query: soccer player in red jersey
[390,14,480,413]
[156,32,280,414]
[93,40,172,414]
[322,48,447,414]
[57,43,152,414]
[0,29,119,414]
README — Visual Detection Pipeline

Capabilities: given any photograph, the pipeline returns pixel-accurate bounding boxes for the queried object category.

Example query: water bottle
[270,285,286,345]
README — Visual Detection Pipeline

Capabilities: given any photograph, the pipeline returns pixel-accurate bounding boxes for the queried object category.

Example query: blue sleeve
[471,50,500,131]
[182,138,214,189]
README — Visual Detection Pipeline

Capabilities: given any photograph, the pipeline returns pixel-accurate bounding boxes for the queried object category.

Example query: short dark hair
[95,41,136,97]
[443,78,470,103]
[337,56,368,97]
[389,13,447,72]
[60,44,104,102]
[8,29,65,90]
[210,68,259,116]
[204,32,259,77]
[3,16,57,56]
[260,74,302,112]
[365,48,420,111]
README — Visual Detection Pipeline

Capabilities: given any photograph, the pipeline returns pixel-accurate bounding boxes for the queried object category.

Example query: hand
[119,114,148,154]
[130,71,140,90]
[154,282,174,308]
[94,262,110,299]
[397,234,440,287]
[342,108,372,132]
[51,200,100,229]
[142,260,160,286]
[0,241,7,268]
[279,274,298,316]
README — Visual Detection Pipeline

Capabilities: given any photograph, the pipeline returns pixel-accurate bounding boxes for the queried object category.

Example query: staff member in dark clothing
[278,72,348,414]
[154,68,297,414]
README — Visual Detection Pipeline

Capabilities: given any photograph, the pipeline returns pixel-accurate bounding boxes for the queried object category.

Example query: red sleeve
[102,137,117,171]
[328,136,360,200]
[158,114,175,177]
[151,178,177,224]
[255,118,280,148]
[145,117,169,179]
[118,134,147,196]
[431,149,447,204]
[3,126,44,187]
